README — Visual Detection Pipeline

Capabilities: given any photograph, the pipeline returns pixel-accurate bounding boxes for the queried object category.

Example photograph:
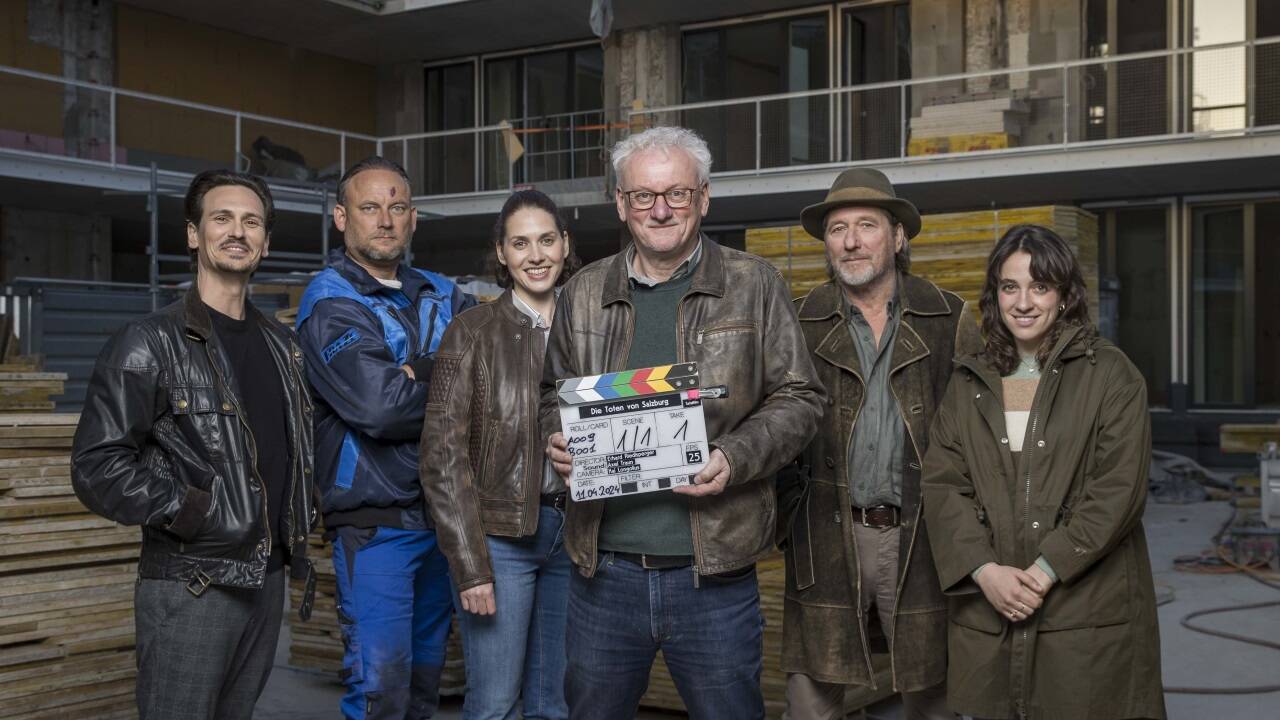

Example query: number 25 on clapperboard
[555,363,726,503]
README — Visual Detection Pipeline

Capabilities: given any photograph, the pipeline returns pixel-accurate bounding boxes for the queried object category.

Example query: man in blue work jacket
[297,156,475,719]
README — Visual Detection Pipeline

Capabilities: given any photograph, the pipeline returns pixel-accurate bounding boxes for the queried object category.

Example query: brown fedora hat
[800,167,921,240]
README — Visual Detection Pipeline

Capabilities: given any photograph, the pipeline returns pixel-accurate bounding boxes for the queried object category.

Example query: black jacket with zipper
[72,287,316,591]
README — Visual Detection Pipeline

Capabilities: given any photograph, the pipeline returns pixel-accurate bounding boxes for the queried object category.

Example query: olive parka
[777,274,982,691]
[921,326,1166,720]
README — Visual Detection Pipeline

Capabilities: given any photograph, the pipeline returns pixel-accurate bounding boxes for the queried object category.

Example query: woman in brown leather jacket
[922,224,1165,719]
[421,189,580,720]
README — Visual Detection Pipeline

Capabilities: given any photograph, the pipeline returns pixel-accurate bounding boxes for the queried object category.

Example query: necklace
[1019,356,1039,374]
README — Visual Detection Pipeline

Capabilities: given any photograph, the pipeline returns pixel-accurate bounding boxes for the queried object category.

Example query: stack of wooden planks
[0,361,66,413]
[907,97,1028,156]
[746,205,1100,319]
[639,553,893,715]
[0,413,141,719]
[287,528,468,695]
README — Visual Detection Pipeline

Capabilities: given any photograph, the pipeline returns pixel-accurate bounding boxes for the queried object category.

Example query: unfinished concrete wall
[910,0,1085,147]
[25,0,115,161]
[0,207,112,282]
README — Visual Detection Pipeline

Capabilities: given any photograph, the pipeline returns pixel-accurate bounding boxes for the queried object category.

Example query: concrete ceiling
[117,0,822,66]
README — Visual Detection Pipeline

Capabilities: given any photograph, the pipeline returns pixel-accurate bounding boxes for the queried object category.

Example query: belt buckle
[858,506,871,527]
[185,569,212,597]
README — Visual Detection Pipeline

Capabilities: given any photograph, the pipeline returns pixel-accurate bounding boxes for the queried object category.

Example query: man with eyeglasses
[540,126,824,720]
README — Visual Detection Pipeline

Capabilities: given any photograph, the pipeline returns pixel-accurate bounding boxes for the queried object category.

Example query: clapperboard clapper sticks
[555,363,726,502]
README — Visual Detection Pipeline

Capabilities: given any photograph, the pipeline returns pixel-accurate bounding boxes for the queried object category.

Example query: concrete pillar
[911,0,967,115]
[965,0,1007,94]
[27,0,115,161]
[602,24,682,249]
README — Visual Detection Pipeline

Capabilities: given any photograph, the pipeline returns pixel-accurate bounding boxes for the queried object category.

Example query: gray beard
[828,258,889,289]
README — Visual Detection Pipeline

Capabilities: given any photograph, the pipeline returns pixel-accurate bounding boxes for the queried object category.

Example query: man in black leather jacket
[72,170,316,720]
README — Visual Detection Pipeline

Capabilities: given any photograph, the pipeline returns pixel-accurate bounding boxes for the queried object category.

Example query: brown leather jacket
[421,291,548,592]
[538,237,826,577]
[778,275,981,691]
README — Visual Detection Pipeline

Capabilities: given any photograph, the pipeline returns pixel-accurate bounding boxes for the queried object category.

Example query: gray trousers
[785,523,952,720]
[134,567,285,720]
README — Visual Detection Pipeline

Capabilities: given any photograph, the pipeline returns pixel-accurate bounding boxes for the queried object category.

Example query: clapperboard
[556,363,721,502]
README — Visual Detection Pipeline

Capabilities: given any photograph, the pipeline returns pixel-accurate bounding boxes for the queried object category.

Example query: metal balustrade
[1,37,1278,202]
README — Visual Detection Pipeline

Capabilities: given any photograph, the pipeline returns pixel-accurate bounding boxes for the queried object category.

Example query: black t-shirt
[207,303,289,571]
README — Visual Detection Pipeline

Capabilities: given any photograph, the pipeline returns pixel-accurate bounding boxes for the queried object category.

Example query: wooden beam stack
[746,205,1100,320]
[0,413,141,719]
[0,363,66,413]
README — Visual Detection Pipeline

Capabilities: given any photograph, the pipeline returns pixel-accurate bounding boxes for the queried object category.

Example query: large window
[1189,201,1280,407]
[1189,0,1247,132]
[842,1,910,161]
[423,62,476,195]
[483,45,604,189]
[682,12,830,171]
[1084,0,1170,140]
[1099,207,1173,406]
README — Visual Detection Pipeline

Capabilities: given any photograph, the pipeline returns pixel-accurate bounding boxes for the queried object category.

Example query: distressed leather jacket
[422,291,550,592]
[777,276,981,691]
[538,237,826,577]
[72,288,315,592]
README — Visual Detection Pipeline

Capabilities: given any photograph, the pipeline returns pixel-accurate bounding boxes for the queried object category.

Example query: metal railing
[2,38,1278,202]
[629,37,1280,176]
[377,107,624,198]
[0,63,378,183]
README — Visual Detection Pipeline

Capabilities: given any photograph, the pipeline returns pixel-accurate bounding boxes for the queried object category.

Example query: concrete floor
[254,500,1280,719]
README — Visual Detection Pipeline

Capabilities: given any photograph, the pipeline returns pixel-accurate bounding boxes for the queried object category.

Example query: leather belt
[540,492,567,511]
[613,552,693,570]
[852,504,901,528]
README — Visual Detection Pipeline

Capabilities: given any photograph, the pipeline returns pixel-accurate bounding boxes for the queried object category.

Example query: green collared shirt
[842,289,905,508]
[625,239,703,287]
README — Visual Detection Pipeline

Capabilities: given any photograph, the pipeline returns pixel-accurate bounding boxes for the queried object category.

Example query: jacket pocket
[1038,540,1132,631]
[169,385,237,461]
[788,489,816,591]
[949,591,1004,634]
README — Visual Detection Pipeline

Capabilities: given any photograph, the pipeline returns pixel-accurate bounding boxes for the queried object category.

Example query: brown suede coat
[778,275,981,691]
[922,328,1166,719]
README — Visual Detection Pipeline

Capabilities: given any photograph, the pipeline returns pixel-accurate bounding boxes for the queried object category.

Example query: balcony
[1,37,1278,218]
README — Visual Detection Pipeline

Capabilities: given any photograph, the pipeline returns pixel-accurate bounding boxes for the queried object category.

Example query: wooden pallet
[0,414,140,719]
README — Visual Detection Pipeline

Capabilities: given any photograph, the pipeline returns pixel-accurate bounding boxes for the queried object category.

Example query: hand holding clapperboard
[555,363,727,502]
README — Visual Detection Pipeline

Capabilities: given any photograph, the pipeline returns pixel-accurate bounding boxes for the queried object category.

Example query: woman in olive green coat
[922,224,1165,719]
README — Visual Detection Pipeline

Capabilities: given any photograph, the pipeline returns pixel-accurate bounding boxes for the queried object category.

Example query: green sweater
[597,271,696,556]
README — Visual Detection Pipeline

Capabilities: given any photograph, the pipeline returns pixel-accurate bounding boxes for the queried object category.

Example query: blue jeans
[332,526,454,719]
[454,506,571,720]
[564,553,765,720]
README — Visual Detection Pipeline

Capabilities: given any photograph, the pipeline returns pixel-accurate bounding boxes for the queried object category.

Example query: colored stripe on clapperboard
[557,363,699,406]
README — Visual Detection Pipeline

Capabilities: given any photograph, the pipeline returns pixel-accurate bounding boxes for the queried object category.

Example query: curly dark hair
[490,189,582,289]
[979,224,1095,375]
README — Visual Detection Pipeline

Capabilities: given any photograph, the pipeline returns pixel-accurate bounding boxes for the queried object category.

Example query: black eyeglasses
[619,186,702,210]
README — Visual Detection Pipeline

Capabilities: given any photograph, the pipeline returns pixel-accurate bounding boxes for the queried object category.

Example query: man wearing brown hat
[777,167,980,719]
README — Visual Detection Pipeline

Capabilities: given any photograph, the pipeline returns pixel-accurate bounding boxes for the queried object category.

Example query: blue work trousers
[564,553,765,720]
[332,526,454,719]
[453,505,571,720]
